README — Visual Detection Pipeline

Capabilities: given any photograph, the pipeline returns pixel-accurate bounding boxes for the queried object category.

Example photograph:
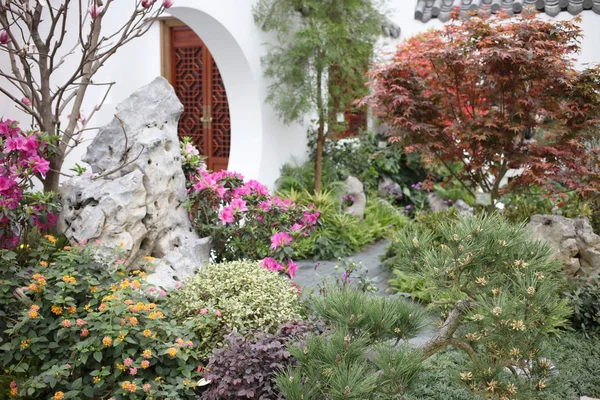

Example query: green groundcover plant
[0,238,202,399]
[167,260,303,361]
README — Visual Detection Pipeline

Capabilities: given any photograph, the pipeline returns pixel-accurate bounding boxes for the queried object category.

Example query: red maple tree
[362,9,600,207]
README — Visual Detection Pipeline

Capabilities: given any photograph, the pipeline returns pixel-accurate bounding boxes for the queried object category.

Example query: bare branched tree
[0,0,173,192]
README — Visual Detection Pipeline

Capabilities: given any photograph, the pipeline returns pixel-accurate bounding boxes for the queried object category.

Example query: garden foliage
[276,286,426,400]
[201,321,321,400]
[386,214,571,398]
[167,260,302,360]
[0,240,202,399]
[280,189,408,259]
[363,9,600,206]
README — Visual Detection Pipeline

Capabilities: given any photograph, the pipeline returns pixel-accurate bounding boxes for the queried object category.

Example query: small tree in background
[362,9,600,209]
[253,0,386,192]
[0,0,174,193]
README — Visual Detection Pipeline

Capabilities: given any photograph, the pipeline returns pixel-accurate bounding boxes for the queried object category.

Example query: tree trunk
[43,155,63,193]
[314,121,325,193]
[314,67,325,193]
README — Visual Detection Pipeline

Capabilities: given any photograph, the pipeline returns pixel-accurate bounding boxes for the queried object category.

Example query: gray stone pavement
[294,240,435,345]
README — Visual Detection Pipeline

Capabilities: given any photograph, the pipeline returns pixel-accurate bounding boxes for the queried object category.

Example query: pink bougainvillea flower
[219,206,235,225]
[0,176,16,195]
[88,5,103,18]
[162,0,174,8]
[230,198,248,213]
[270,232,292,250]
[287,260,298,279]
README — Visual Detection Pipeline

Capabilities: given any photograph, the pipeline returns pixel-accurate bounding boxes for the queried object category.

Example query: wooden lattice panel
[210,58,231,159]
[174,45,205,154]
[170,26,231,171]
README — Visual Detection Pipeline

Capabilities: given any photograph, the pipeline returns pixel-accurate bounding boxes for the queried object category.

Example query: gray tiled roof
[415,0,600,23]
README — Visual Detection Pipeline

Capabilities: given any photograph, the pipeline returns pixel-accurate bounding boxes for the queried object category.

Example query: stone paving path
[294,240,435,346]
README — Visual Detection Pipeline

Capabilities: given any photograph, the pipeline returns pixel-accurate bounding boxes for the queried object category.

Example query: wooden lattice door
[170,26,231,172]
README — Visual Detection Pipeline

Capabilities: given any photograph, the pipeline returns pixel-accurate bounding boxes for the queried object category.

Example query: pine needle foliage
[391,213,571,399]
[275,287,426,399]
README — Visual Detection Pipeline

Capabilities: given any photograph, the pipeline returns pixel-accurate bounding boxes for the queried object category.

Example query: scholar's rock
[527,215,600,278]
[60,77,211,290]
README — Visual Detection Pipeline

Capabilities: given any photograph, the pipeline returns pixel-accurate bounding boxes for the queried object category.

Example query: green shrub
[281,189,408,260]
[565,276,600,336]
[385,214,571,398]
[167,260,302,360]
[502,186,592,224]
[275,287,426,400]
[404,331,600,400]
[0,239,202,399]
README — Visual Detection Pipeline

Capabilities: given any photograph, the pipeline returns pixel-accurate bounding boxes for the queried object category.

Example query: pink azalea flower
[219,206,235,225]
[259,200,272,212]
[232,185,252,197]
[28,155,50,176]
[291,223,303,232]
[247,179,269,195]
[261,257,283,272]
[270,232,292,250]
[287,260,299,279]
[230,198,248,212]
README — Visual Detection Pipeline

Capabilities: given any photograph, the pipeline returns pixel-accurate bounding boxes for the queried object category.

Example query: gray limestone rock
[454,199,474,216]
[427,192,449,212]
[343,176,367,219]
[60,77,211,290]
[527,215,600,277]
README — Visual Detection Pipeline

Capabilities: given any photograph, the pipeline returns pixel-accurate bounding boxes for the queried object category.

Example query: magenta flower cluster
[0,120,56,248]
[188,170,320,279]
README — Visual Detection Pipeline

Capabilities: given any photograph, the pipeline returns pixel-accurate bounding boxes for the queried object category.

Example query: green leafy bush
[167,260,302,360]
[281,189,408,260]
[385,214,571,398]
[275,287,426,399]
[565,277,600,336]
[0,239,202,399]
[278,132,428,194]
[501,186,592,224]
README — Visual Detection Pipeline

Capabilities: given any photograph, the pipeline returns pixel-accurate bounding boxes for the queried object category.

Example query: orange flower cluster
[121,381,137,393]
[61,276,77,284]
